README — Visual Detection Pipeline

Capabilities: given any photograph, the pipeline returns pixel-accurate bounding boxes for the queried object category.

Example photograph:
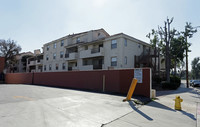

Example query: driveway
[0,84,134,127]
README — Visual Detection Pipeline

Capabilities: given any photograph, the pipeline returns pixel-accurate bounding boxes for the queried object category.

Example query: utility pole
[185,28,189,88]
[184,24,199,88]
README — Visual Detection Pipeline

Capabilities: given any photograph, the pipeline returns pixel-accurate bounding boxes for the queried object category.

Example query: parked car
[193,80,200,87]
[190,80,195,86]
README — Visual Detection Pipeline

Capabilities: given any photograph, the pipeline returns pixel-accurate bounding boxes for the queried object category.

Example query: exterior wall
[43,29,108,72]
[103,35,145,70]
[5,68,152,98]
[26,53,43,73]
[5,73,32,84]
[0,57,5,73]
[42,29,152,72]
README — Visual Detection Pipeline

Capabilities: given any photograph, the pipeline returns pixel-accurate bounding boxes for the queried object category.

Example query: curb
[197,103,200,127]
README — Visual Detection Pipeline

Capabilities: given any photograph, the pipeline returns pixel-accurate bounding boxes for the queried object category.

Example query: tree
[0,39,21,70]
[182,22,197,87]
[170,36,186,75]
[147,17,177,82]
[177,61,185,78]
[191,57,200,79]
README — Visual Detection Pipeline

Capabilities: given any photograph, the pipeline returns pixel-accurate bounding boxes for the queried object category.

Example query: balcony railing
[91,48,100,54]
[65,52,78,60]
[28,61,36,66]
[65,54,69,58]
[93,64,102,69]
[80,47,104,59]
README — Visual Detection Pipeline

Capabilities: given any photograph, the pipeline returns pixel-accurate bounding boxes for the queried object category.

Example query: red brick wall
[5,68,151,97]
[33,71,103,91]
[5,73,33,84]
[0,57,5,73]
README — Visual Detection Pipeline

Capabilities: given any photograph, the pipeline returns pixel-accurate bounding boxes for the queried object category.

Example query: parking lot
[0,84,135,127]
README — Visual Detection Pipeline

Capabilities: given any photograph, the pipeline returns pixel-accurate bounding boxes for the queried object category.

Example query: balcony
[28,61,36,66]
[36,60,43,65]
[65,52,78,60]
[80,47,104,59]
[68,66,78,71]
[79,65,93,71]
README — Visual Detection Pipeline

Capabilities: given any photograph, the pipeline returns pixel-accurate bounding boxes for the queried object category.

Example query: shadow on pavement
[147,101,176,112]
[157,84,196,97]
[178,110,196,120]
[128,101,153,121]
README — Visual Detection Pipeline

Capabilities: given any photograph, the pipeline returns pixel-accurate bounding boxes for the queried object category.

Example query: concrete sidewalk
[104,83,200,127]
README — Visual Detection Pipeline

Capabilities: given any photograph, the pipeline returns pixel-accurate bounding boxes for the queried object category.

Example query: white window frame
[46,55,49,61]
[61,40,64,46]
[47,45,49,51]
[53,53,56,59]
[60,51,64,58]
[49,64,51,70]
[124,39,127,47]
[44,65,46,71]
[54,43,57,49]
[111,57,117,66]
[111,40,117,49]
[77,37,80,43]
[124,56,127,65]
[56,63,59,70]
[62,63,66,70]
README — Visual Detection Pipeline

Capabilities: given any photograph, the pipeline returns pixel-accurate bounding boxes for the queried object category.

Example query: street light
[185,25,200,88]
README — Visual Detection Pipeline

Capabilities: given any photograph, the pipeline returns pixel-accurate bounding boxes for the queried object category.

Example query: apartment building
[10,52,34,73]
[27,49,43,72]
[42,29,154,72]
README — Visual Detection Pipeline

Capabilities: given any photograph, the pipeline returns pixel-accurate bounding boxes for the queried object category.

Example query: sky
[0,0,199,70]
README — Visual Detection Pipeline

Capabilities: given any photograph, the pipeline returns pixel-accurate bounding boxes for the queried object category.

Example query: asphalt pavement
[0,84,136,127]
[0,82,199,127]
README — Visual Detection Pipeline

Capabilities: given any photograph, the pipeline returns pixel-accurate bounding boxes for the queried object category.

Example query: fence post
[32,72,34,84]
[102,75,105,92]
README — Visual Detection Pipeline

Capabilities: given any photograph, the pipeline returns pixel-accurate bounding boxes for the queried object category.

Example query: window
[65,53,69,58]
[124,39,127,47]
[60,51,64,58]
[54,43,57,49]
[53,53,56,59]
[76,37,80,43]
[98,33,101,36]
[111,57,117,66]
[111,40,117,49]
[49,64,51,70]
[61,40,64,47]
[56,63,59,70]
[46,55,49,61]
[62,63,66,70]
[44,65,46,71]
[47,45,49,51]
[124,56,127,65]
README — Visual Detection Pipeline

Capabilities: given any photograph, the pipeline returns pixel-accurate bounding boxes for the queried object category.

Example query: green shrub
[153,75,162,84]
[170,75,181,84]
[161,76,181,90]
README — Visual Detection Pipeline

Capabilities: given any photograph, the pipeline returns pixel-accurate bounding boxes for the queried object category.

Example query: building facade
[42,29,154,72]
[27,49,43,72]
[11,52,34,73]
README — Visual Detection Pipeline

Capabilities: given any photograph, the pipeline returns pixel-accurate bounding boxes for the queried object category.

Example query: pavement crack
[101,106,141,127]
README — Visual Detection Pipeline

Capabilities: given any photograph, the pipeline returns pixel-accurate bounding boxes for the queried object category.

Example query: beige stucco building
[11,52,34,73]
[42,29,155,72]
[26,49,43,72]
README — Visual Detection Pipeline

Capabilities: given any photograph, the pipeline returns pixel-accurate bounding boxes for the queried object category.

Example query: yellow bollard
[174,96,183,110]
[123,78,138,102]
